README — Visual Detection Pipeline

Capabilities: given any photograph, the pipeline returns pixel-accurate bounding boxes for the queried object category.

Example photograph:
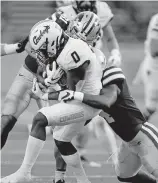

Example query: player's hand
[32,78,45,99]
[58,90,75,102]
[16,36,29,53]
[108,49,121,67]
[46,62,64,80]
[45,62,64,86]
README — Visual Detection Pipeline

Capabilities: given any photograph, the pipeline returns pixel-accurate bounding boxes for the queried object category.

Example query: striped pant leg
[130,122,158,179]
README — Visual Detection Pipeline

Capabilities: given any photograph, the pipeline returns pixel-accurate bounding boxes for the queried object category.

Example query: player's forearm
[1,43,19,56]
[48,92,59,100]
[104,24,120,52]
[82,93,117,112]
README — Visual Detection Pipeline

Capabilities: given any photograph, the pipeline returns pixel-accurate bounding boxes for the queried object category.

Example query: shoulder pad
[102,66,125,87]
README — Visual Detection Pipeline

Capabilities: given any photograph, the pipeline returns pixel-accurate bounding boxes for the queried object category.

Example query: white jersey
[56,37,102,95]
[92,47,107,70]
[144,13,158,69]
[57,1,113,28]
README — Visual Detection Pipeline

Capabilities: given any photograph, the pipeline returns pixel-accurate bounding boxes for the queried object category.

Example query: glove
[46,61,64,79]
[16,36,29,53]
[58,90,84,102]
[58,90,75,102]
[108,49,121,67]
[45,62,64,86]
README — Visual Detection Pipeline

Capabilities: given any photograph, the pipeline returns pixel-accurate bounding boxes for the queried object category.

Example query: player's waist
[19,65,35,81]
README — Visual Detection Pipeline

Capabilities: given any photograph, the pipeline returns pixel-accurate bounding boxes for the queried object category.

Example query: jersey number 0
[71,51,80,63]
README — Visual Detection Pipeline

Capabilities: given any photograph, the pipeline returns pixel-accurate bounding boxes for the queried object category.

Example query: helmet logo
[33,25,50,45]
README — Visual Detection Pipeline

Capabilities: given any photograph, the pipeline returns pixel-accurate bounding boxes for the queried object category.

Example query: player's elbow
[102,93,118,111]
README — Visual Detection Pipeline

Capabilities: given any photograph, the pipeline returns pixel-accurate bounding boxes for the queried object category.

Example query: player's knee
[32,112,48,129]
[1,115,17,133]
[54,139,77,156]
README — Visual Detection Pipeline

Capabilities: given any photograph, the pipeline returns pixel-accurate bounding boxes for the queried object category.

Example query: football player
[46,66,158,182]
[133,13,158,121]
[1,19,103,183]
[1,37,28,56]
[55,0,122,66]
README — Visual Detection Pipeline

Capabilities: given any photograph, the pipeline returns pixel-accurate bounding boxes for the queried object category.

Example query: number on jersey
[71,51,80,63]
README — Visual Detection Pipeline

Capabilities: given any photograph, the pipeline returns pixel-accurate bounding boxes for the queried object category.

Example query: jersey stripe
[102,66,125,86]
[144,122,158,137]
[141,125,158,150]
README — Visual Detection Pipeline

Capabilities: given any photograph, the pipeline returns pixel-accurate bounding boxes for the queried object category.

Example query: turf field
[1,43,158,183]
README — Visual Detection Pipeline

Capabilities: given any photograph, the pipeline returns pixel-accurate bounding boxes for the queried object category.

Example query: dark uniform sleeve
[47,11,70,31]
[101,66,125,89]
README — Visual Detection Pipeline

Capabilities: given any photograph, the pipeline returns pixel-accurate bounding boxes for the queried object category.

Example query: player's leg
[1,66,33,149]
[53,123,91,183]
[131,122,158,180]
[115,141,156,183]
[1,102,99,182]
[73,125,89,163]
[143,77,158,120]
[53,143,67,183]
[91,114,118,164]
[140,58,158,120]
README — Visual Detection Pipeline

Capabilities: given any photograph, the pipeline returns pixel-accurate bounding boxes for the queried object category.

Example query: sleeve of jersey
[46,11,69,31]
[148,14,158,39]
[99,2,114,28]
[102,66,125,87]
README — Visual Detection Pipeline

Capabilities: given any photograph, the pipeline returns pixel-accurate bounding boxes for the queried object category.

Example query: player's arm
[103,23,121,66]
[81,84,120,110]
[36,65,46,86]
[66,61,90,90]
[1,36,28,56]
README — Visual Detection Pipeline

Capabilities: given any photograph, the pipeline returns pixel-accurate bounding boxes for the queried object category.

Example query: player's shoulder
[102,66,125,87]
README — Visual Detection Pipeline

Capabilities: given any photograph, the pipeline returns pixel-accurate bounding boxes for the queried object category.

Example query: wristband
[74,92,84,102]
[4,43,19,54]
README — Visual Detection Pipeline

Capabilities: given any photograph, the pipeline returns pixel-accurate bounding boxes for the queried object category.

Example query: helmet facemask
[73,0,97,14]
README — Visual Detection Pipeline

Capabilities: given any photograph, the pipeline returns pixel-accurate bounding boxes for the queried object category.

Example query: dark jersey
[25,11,70,73]
[100,66,146,142]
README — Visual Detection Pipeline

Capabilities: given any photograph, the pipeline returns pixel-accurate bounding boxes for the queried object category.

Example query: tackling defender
[133,13,158,121]
[43,66,158,183]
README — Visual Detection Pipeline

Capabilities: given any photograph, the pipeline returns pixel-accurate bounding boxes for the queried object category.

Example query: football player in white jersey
[56,0,122,66]
[133,13,158,121]
[1,18,103,183]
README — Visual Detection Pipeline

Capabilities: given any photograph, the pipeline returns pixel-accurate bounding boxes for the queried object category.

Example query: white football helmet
[67,11,101,46]
[29,20,64,66]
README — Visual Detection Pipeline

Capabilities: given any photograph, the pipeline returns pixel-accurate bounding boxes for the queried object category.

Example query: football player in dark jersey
[53,66,158,182]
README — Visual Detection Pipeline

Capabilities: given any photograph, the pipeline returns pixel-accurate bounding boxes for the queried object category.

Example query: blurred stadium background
[1,1,158,183]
